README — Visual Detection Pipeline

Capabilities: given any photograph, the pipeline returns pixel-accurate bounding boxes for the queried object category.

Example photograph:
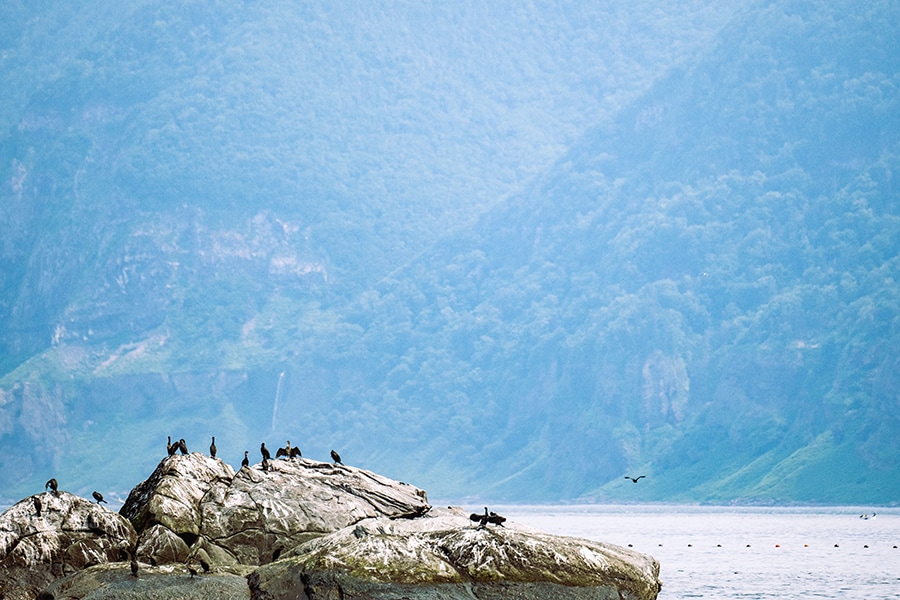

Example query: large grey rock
[0,491,136,600]
[120,453,430,567]
[39,561,254,600]
[248,507,662,600]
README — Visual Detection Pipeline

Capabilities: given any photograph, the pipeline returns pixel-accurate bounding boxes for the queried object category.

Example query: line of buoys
[672,542,897,549]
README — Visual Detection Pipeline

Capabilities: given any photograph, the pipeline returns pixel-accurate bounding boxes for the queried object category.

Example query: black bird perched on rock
[276,441,292,459]
[178,438,189,455]
[261,457,270,472]
[260,442,271,461]
[330,449,342,465]
[210,437,217,458]
[199,557,210,573]
[92,491,107,504]
[187,563,198,579]
[130,554,139,578]
[470,507,489,528]
[488,511,507,527]
[289,446,302,459]
[241,450,249,468]
[624,475,646,483]
[33,496,42,517]
[45,478,58,494]
[167,436,177,456]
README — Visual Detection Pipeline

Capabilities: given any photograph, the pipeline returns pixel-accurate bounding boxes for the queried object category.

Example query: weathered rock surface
[0,492,136,600]
[39,562,255,600]
[2,459,660,599]
[120,453,430,567]
[249,507,661,600]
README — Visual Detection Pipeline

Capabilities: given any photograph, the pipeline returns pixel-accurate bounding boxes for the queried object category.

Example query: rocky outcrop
[0,457,661,599]
[249,507,661,600]
[120,453,430,567]
[0,491,136,600]
[39,561,255,600]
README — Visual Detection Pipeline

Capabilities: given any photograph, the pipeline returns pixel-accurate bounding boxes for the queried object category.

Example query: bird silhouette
[260,442,271,461]
[167,436,177,456]
[276,441,291,459]
[178,438,189,455]
[45,478,58,493]
[624,475,646,483]
[33,496,42,517]
[330,449,343,465]
[241,450,249,468]
[92,491,107,504]
[209,437,217,458]
[289,446,302,459]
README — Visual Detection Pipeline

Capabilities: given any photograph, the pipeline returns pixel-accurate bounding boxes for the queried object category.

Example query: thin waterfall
[270,371,285,433]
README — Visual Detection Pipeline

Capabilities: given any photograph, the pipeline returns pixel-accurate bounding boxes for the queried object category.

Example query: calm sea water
[498,505,900,599]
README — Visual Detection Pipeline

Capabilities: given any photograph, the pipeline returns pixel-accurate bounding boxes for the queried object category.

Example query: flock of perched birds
[35,437,649,578]
[165,435,343,474]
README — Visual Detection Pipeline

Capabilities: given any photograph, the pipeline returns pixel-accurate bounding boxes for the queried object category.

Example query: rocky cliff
[0,454,661,599]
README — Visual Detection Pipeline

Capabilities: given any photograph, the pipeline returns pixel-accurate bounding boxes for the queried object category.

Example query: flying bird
[92,491,107,504]
[330,450,343,465]
[209,437,217,458]
[624,475,646,483]
[45,478,58,493]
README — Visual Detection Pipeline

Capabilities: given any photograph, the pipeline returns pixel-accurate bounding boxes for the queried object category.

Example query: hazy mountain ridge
[2,1,898,505]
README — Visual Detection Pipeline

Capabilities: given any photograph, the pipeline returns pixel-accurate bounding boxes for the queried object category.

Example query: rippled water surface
[499,505,900,599]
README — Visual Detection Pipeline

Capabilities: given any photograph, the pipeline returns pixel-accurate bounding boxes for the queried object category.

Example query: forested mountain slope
[2,1,898,505]
[331,0,900,503]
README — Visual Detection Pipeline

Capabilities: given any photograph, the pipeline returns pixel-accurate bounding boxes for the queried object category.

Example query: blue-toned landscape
[1,0,898,507]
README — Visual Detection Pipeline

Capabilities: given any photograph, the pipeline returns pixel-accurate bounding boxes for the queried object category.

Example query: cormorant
[33,496,42,517]
[210,437,217,458]
[130,555,139,577]
[178,438,189,455]
[330,449,343,465]
[167,436,177,456]
[488,511,507,526]
[260,442,271,461]
[289,446,302,459]
[241,451,250,468]
[92,491,107,504]
[261,457,270,472]
[199,557,210,573]
[276,440,291,459]
[469,507,490,528]
[45,478,58,494]
[624,475,646,483]
[187,563,198,578]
